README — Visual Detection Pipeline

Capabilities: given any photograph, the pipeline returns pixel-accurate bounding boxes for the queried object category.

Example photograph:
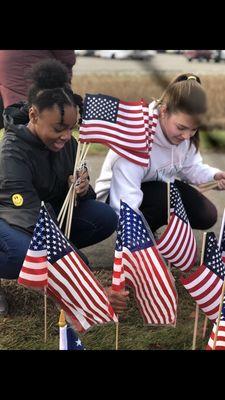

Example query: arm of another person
[110,157,145,215]
[50,50,76,82]
[177,144,222,186]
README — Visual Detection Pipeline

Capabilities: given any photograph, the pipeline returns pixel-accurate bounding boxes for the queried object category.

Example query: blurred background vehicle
[75,50,96,56]
[183,50,213,62]
[94,50,133,59]
[130,50,157,60]
[213,50,225,62]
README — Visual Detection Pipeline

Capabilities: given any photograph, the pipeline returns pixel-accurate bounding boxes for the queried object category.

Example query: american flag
[219,209,225,264]
[206,298,225,350]
[79,94,158,167]
[112,200,177,326]
[157,183,197,272]
[18,205,118,333]
[59,324,86,350]
[180,232,225,322]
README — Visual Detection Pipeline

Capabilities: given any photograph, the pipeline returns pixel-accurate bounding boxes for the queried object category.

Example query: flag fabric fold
[206,298,225,350]
[181,232,225,322]
[157,183,197,272]
[18,204,118,333]
[112,200,178,326]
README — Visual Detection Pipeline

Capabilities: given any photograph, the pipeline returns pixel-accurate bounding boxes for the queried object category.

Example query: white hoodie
[95,111,221,215]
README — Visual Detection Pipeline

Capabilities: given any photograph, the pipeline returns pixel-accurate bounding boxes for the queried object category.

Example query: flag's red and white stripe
[113,246,177,325]
[112,250,125,291]
[18,249,48,288]
[180,264,224,321]
[157,213,197,272]
[80,100,148,151]
[47,251,118,333]
[206,320,225,350]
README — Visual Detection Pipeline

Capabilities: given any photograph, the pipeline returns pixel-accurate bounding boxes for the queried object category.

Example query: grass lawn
[0,267,212,350]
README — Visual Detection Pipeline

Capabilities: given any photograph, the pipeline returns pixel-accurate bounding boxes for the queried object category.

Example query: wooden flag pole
[77,142,87,167]
[199,183,218,194]
[57,184,73,224]
[44,286,47,343]
[198,180,218,193]
[80,143,91,164]
[192,232,207,350]
[202,316,208,339]
[115,316,119,350]
[40,201,48,344]
[167,181,171,271]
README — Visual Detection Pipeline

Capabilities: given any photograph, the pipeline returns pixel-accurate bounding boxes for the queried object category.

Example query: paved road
[82,152,225,270]
[74,53,225,76]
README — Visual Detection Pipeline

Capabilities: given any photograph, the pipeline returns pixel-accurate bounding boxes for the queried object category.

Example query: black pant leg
[140,181,168,231]
[175,180,217,230]
[140,180,217,231]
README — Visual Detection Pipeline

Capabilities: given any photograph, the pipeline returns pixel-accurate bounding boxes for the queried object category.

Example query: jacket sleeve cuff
[77,185,96,202]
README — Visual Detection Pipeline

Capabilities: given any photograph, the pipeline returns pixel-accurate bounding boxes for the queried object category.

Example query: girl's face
[159,106,202,145]
[28,104,77,152]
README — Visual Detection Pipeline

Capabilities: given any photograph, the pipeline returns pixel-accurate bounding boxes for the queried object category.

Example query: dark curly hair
[27,59,83,125]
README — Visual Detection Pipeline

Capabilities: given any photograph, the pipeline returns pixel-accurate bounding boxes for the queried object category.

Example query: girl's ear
[160,104,167,118]
[29,106,39,124]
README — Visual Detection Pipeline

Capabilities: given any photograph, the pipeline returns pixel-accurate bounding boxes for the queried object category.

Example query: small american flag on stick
[157,183,197,272]
[18,204,118,333]
[112,200,177,326]
[79,94,158,167]
[181,232,225,322]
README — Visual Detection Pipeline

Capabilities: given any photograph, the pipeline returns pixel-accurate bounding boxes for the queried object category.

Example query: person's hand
[68,169,90,197]
[104,286,130,314]
[214,172,225,190]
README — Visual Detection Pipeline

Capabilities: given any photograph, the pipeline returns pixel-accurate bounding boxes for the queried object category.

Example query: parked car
[183,50,213,62]
[75,50,96,56]
[213,50,225,62]
[130,50,157,60]
[94,50,133,59]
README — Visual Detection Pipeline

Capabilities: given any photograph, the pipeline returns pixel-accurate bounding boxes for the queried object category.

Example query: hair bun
[29,58,70,89]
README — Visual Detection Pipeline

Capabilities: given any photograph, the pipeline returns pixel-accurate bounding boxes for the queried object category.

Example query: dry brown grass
[72,73,225,130]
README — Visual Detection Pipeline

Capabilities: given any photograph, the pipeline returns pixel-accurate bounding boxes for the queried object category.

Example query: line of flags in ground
[17,181,225,349]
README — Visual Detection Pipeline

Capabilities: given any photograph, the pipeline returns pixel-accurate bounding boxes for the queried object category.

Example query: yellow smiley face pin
[12,194,24,207]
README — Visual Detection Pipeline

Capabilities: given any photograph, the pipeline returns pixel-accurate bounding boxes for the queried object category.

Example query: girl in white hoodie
[95,73,225,232]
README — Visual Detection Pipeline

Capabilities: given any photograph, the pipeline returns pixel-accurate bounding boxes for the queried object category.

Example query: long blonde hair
[156,73,207,150]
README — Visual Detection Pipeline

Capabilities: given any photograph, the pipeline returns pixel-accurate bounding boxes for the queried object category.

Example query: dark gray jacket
[0,113,95,234]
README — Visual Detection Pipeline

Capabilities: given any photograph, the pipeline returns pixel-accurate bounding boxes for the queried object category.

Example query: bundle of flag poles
[57,141,91,239]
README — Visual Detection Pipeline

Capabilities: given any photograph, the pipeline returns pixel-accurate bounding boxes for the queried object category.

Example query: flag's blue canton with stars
[220,219,225,256]
[32,205,72,263]
[221,302,225,322]
[116,200,153,252]
[204,232,225,279]
[170,183,188,223]
[66,325,86,350]
[83,94,119,123]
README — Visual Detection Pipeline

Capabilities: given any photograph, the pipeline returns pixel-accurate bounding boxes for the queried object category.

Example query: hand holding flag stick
[57,140,91,239]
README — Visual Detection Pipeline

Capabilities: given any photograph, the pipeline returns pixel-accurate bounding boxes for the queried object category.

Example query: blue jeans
[0,200,118,279]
